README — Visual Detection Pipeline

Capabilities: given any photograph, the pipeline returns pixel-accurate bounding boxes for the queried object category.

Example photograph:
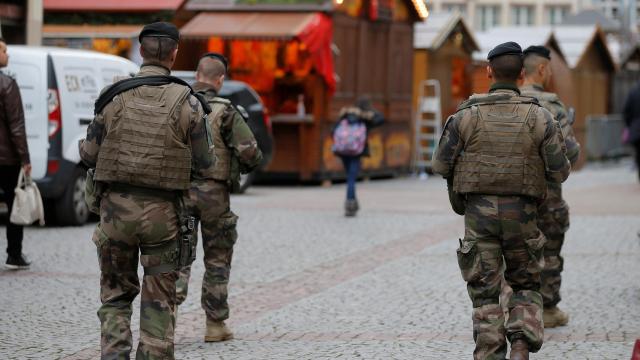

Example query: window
[443,3,466,16]
[546,6,569,25]
[511,5,534,26]
[476,5,501,31]
[598,0,621,19]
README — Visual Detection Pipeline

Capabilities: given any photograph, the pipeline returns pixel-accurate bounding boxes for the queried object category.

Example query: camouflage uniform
[80,65,211,360]
[175,81,262,324]
[433,83,571,359]
[520,84,580,309]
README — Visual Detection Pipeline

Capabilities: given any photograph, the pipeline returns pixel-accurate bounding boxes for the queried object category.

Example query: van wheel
[55,167,89,225]
[237,172,255,194]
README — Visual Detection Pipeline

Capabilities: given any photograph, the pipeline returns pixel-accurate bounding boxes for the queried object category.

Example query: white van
[4,46,139,225]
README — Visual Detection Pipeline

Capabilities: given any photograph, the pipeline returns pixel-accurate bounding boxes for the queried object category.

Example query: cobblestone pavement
[1,160,639,359]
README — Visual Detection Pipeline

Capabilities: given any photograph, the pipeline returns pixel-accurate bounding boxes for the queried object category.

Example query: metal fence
[585,114,632,160]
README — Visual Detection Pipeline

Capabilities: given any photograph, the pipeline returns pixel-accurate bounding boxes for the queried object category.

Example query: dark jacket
[623,83,640,144]
[0,71,29,165]
[333,106,384,157]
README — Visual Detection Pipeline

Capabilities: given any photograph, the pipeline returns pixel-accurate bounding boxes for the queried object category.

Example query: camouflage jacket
[520,84,580,166]
[192,82,262,185]
[79,65,212,183]
[432,83,571,195]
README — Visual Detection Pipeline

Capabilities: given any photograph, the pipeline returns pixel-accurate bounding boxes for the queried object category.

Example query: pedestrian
[175,52,263,342]
[623,77,640,181]
[521,45,581,328]
[79,22,212,359]
[432,42,571,360]
[332,96,384,216]
[0,37,32,270]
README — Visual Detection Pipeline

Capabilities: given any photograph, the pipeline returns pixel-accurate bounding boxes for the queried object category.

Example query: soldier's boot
[204,319,234,342]
[344,199,358,217]
[543,306,569,328]
[509,339,529,360]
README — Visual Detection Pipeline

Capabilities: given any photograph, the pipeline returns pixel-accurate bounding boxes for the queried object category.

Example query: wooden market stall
[612,43,640,114]
[413,12,479,119]
[0,2,28,44]
[177,0,428,181]
[554,25,617,166]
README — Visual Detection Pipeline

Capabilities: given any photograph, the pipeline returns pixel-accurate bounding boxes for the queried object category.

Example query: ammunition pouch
[175,195,197,269]
[84,168,103,214]
[229,157,241,193]
[447,177,466,215]
[140,240,178,276]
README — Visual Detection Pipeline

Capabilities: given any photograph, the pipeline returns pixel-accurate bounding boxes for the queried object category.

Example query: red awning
[181,12,317,40]
[44,0,186,12]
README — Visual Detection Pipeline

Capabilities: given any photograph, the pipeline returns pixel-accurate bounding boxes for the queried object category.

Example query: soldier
[79,22,212,359]
[433,42,571,360]
[175,53,262,342]
[520,45,581,328]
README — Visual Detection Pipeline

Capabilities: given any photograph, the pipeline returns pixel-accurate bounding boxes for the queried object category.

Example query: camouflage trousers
[537,194,569,308]
[458,195,545,360]
[93,188,179,360]
[176,180,238,322]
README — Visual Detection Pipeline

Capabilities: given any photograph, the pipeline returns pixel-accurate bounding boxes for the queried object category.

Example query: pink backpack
[332,118,367,156]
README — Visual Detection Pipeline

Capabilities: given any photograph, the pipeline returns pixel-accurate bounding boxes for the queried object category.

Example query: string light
[411,0,429,19]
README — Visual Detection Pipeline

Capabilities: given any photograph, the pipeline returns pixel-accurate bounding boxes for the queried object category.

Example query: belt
[108,182,179,201]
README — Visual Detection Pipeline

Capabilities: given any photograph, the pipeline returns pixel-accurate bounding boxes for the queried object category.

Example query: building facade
[427,0,640,31]
[427,0,580,30]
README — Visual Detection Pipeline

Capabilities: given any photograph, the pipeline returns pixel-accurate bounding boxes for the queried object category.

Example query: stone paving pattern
[1,160,639,359]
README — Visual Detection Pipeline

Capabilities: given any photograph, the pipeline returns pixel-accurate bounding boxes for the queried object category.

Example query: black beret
[487,41,522,60]
[523,45,551,60]
[139,22,179,42]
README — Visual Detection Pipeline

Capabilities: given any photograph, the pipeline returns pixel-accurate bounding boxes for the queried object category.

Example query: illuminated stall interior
[179,12,334,124]
[177,0,428,180]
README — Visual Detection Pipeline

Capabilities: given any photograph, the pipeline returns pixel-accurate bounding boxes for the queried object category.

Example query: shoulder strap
[94,75,212,115]
[210,96,231,105]
[457,96,539,112]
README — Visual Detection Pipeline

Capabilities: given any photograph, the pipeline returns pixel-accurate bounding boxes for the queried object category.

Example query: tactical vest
[453,95,547,198]
[520,88,567,199]
[204,97,231,181]
[95,84,193,190]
